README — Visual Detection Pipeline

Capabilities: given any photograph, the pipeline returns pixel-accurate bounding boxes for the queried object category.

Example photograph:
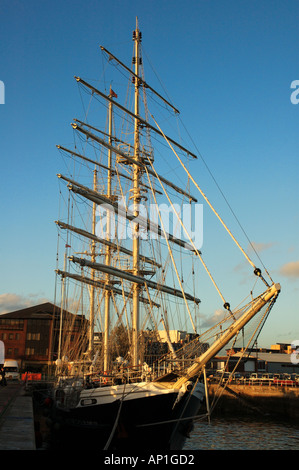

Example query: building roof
[0,303,90,326]
[0,302,60,320]
[233,351,293,364]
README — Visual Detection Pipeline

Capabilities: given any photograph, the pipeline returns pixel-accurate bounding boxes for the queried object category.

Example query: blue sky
[0,0,298,348]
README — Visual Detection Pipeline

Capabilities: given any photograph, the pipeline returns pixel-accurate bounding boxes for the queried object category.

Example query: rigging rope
[103,383,127,450]
[149,113,271,288]
[209,296,277,415]
[177,115,274,285]
[144,164,197,333]
[143,152,232,314]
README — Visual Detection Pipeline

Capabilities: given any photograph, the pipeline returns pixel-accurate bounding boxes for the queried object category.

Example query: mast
[57,251,67,369]
[103,89,113,371]
[88,168,97,361]
[132,18,141,367]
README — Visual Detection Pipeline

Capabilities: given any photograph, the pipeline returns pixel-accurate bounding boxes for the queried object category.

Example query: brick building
[0,302,89,373]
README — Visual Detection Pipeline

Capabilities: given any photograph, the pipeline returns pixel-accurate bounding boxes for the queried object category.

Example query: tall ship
[50,20,280,450]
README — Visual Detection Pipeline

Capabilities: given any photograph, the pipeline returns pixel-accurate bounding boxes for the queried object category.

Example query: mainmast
[132,19,141,367]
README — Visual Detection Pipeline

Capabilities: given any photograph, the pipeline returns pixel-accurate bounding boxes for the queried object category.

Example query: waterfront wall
[207,384,299,420]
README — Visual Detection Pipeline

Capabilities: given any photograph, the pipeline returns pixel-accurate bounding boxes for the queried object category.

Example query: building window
[9,333,14,340]
[0,319,24,330]
[257,361,266,371]
[26,332,41,341]
[26,318,49,356]
[25,348,35,356]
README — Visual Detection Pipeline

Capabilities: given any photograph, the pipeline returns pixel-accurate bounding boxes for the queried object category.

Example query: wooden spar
[100,45,180,115]
[58,175,196,252]
[72,123,197,202]
[55,220,162,268]
[74,76,198,159]
[71,122,197,202]
[56,269,160,308]
[69,255,201,304]
[73,118,131,147]
[173,283,280,388]
[57,144,112,172]
[57,144,162,195]
[88,168,97,357]
[103,91,113,371]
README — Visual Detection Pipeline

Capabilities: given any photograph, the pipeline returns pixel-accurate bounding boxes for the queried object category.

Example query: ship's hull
[47,381,205,450]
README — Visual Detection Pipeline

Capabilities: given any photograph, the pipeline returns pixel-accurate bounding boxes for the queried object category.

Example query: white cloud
[201,308,226,329]
[247,242,274,254]
[0,293,49,315]
[279,260,299,279]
